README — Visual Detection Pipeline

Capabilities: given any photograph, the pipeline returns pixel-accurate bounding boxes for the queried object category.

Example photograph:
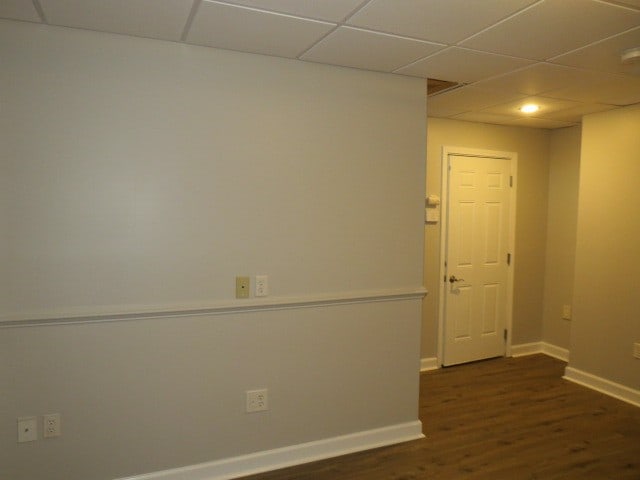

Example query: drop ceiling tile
[451,112,526,125]
[0,0,41,22]
[347,0,538,44]
[396,47,534,83]
[605,0,640,8]
[461,0,640,60]
[543,73,640,105]
[219,0,365,22]
[187,1,335,59]
[301,27,445,73]
[550,26,640,75]
[39,0,192,41]
[541,103,617,122]
[427,86,525,117]
[510,117,578,128]
[481,96,582,116]
[454,111,579,129]
[472,63,608,95]
[571,74,640,105]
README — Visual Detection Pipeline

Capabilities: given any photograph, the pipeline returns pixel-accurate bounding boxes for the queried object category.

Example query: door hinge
[510,176,513,187]
[507,253,511,265]
[504,329,508,341]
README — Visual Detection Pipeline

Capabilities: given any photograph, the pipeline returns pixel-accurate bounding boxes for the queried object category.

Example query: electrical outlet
[562,304,572,320]
[255,275,269,297]
[634,342,640,359]
[43,413,61,438]
[236,276,250,299]
[246,389,268,413]
[17,416,37,443]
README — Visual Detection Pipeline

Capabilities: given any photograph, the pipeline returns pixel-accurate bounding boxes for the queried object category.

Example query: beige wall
[0,20,426,480]
[569,104,640,390]
[425,112,638,392]
[541,127,581,350]
[424,118,550,358]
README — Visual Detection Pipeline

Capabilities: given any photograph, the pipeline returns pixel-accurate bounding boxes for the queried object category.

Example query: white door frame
[437,146,518,366]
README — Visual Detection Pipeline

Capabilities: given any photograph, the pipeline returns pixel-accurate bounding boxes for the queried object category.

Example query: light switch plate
[18,416,37,443]
[236,276,250,299]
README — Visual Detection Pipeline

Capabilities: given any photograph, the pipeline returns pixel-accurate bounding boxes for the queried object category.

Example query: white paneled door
[442,152,514,366]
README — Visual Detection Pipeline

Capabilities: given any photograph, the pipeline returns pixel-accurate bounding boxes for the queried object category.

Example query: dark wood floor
[237,354,640,480]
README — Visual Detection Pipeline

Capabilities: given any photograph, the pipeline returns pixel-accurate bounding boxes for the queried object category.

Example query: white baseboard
[542,342,570,361]
[424,342,569,370]
[510,341,569,362]
[118,421,424,480]
[564,367,640,408]
[511,343,638,407]
[510,341,544,357]
[420,357,439,372]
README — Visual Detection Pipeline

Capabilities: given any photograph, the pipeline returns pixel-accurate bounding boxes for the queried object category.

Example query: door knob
[449,275,465,284]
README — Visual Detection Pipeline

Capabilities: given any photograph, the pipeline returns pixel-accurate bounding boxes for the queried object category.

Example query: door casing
[437,146,517,366]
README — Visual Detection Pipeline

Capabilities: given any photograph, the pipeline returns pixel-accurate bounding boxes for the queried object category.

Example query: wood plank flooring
[237,354,640,480]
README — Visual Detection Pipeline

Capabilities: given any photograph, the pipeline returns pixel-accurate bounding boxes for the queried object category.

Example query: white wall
[541,126,581,350]
[1,302,423,480]
[0,20,426,480]
[1,21,425,317]
[568,104,640,391]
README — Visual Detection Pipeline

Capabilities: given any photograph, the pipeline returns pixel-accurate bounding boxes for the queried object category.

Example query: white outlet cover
[246,389,269,413]
[43,413,61,438]
[255,275,269,297]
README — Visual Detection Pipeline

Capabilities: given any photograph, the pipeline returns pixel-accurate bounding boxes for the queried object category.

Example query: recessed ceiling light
[520,104,539,114]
